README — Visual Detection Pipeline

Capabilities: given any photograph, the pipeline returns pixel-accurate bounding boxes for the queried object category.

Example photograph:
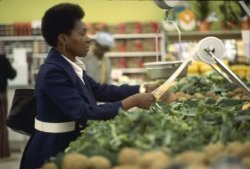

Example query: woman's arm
[42,67,121,123]
[84,73,140,102]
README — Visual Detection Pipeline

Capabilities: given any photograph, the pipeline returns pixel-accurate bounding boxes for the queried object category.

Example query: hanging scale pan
[194,36,224,64]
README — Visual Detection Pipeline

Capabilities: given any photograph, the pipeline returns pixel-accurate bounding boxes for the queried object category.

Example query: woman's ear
[58,33,66,44]
[58,33,67,51]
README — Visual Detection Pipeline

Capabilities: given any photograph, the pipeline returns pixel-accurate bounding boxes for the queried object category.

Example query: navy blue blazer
[20,48,139,169]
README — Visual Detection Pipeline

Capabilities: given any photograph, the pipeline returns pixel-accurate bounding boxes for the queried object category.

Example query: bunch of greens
[65,98,250,163]
[169,72,249,95]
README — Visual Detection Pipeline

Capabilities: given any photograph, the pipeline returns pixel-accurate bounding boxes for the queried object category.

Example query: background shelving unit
[0,30,245,84]
[0,33,162,41]
[106,52,159,57]
[0,30,241,42]
[166,30,242,41]
[0,32,165,84]
[0,36,43,41]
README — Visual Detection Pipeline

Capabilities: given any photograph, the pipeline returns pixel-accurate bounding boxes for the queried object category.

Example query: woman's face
[65,20,90,57]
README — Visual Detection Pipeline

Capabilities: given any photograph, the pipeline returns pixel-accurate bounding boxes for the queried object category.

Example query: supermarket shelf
[7,52,158,59]
[7,53,47,59]
[0,33,162,41]
[167,30,242,41]
[106,51,159,57]
[112,33,162,39]
[90,33,162,39]
[1,35,93,41]
[113,68,145,74]
[0,36,43,41]
[0,31,240,42]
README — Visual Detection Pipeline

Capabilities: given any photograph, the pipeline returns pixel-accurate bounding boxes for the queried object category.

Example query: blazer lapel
[44,48,96,105]
[82,71,96,99]
[45,48,77,85]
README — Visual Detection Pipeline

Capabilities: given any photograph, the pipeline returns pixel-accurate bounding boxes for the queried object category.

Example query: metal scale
[194,37,250,95]
[152,0,250,100]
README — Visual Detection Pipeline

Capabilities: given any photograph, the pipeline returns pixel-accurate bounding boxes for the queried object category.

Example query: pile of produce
[43,141,250,169]
[42,73,250,169]
[167,73,250,101]
[65,98,250,157]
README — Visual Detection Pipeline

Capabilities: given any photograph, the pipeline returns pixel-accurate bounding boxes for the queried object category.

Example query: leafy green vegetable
[66,98,250,161]
[169,72,249,95]
[57,73,250,165]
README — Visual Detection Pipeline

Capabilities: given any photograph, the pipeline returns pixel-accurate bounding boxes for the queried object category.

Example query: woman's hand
[121,93,156,110]
[142,83,160,93]
[134,93,156,109]
[159,92,177,104]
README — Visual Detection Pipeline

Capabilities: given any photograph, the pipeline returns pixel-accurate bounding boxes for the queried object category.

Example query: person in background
[81,31,114,84]
[20,3,158,169]
[0,54,16,158]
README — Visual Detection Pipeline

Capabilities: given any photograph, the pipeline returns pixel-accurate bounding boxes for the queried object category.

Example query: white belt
[34,118,75,133]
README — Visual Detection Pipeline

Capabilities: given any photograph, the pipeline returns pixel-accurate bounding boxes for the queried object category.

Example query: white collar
[61,54,86,84]
[61,55,86,71]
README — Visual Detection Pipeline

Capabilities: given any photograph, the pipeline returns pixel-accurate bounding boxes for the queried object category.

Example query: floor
[0,152,22,169]
[0,141,27,169]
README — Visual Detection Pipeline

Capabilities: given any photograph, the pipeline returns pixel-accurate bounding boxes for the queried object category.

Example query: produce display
[66,98,249,154]
[42,73,250,169]
[165,73,250,102]
[43,141,250,169]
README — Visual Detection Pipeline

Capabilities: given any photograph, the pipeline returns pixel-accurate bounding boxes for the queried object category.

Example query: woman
[20,3,156,169]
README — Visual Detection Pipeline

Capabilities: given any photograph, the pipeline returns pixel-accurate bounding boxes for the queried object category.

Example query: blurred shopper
[81,31,114,84]
[20,3,157,169]
[0,54,16,158]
